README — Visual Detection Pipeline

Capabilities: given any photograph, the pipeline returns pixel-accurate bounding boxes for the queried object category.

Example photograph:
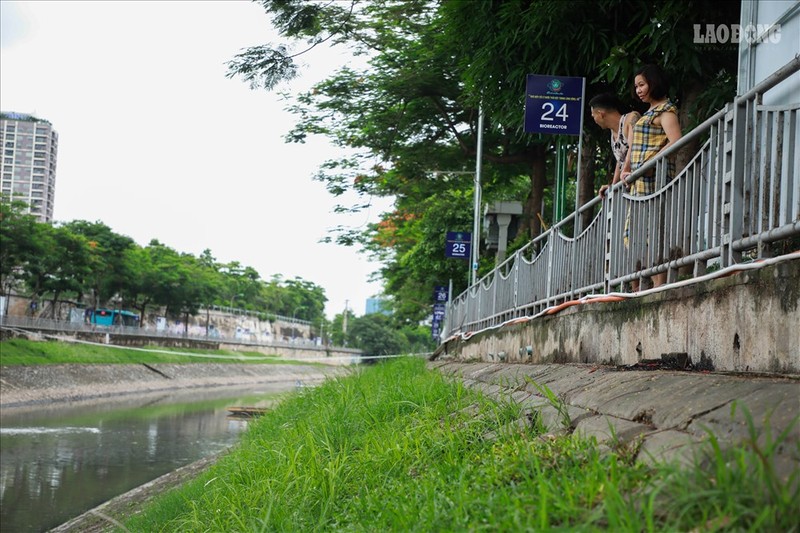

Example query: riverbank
[106,357,797,531]
[7,355,797,530]
[0,362,348,409]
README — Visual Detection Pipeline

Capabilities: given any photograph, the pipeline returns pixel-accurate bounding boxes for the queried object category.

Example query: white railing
[445,56,800,338]
[0,314,352,352]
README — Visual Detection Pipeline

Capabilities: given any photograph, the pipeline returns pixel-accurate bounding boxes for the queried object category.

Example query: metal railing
[0,314,356,352]
[445,56,800,338]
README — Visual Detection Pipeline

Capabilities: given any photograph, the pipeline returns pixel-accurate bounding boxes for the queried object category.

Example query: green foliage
[60,220,136,307]
[124,357,798,531]
[346,312,406,356]
[0,196,40,294]
[0,201,327,326]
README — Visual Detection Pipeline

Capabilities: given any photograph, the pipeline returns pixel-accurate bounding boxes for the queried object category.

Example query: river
[0,383,298,532]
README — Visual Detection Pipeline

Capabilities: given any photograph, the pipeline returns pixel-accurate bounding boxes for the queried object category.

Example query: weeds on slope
[123,357,799,532]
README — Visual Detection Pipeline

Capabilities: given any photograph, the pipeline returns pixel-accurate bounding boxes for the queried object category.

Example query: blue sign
[445,231,471,259]
[524,74,584,136]
[433,303,446,319]
[434,286,448,303]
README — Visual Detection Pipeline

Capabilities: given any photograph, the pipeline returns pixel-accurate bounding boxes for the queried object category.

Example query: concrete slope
[0,363,347,408]
[430,360,799,484]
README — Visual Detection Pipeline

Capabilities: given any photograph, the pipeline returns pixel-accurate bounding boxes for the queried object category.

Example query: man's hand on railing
[599,180,628,198]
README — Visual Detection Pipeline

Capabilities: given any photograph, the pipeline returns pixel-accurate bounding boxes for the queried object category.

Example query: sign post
[525,74,586,300]
[524,74,586,226]
[524,75,584,136]
[431,285,449,342]
[445,231,471,259]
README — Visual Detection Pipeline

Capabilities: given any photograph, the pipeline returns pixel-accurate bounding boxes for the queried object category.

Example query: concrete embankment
[0,363,347,409]
[430,359,800,483]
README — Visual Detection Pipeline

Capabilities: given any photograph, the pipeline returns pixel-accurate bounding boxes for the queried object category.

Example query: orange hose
[545,295,625,315]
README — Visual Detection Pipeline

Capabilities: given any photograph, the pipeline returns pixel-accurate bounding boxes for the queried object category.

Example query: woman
[620,64,682,289]
[589,93,640,198]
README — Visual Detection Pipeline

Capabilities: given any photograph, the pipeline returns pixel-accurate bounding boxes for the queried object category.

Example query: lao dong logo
[694,23,782,44]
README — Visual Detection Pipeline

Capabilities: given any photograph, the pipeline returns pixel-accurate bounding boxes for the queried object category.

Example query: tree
[196,248,224,335]
[39,226,94,317]
[60,220,136,308]
[281,277,327,324]
[119,244,163,325]
[347,313,407,357]
[0,197,40,296]
[21,224,93,317]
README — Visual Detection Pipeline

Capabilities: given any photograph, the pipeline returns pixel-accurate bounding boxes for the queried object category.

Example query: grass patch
[0,338,314,366]
[123,357,799,532]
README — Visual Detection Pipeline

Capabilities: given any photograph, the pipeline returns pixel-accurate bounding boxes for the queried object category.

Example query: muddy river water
[0,383,298,532]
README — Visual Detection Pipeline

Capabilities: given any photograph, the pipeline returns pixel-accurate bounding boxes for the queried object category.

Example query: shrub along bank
[123,357,797,532]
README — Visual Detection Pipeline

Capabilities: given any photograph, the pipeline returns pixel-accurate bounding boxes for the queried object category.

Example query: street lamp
[291,306,304,341]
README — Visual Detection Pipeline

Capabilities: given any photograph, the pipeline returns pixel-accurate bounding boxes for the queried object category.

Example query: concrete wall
[436,259,800,374]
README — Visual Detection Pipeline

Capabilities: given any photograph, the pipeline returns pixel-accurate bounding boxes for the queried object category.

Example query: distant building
[0,112,59,222]
[365,297,390,316]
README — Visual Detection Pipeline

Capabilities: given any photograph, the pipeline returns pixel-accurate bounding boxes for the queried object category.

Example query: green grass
[122,357,799,532]
[0,338,315,366]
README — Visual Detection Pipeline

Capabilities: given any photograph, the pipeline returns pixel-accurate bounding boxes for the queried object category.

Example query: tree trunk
[137,303,147,327]
[676,81,703,174]
[523,144,547,239]
[579,135,597,231]
[50,292,61,319]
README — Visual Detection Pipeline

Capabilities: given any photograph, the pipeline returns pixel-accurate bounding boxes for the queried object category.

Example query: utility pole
[472,103,484,286]
[343,300,349,346]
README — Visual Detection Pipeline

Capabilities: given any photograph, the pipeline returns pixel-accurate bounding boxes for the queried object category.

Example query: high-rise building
[0,112,59,222]
[365,297,390,316]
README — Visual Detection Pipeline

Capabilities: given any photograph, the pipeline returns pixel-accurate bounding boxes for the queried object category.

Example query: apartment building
[0,112,59,222]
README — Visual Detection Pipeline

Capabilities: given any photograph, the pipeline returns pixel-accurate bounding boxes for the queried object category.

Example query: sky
[0,0,392,319]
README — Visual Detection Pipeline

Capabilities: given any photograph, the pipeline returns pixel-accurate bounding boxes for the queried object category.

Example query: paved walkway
[429,360,799,483]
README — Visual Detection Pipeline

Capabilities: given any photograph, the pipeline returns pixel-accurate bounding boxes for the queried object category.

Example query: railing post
[492,274,497,320]
[604,193,613,294]
[545,232,555,307]
[723,94,751,266]
[513,251,519,316]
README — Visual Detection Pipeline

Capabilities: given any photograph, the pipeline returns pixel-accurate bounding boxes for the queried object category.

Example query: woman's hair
[588,93,628,113]
[634,64,670,100]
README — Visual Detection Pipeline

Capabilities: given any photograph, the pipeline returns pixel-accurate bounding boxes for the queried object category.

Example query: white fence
[0,314,332,351]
